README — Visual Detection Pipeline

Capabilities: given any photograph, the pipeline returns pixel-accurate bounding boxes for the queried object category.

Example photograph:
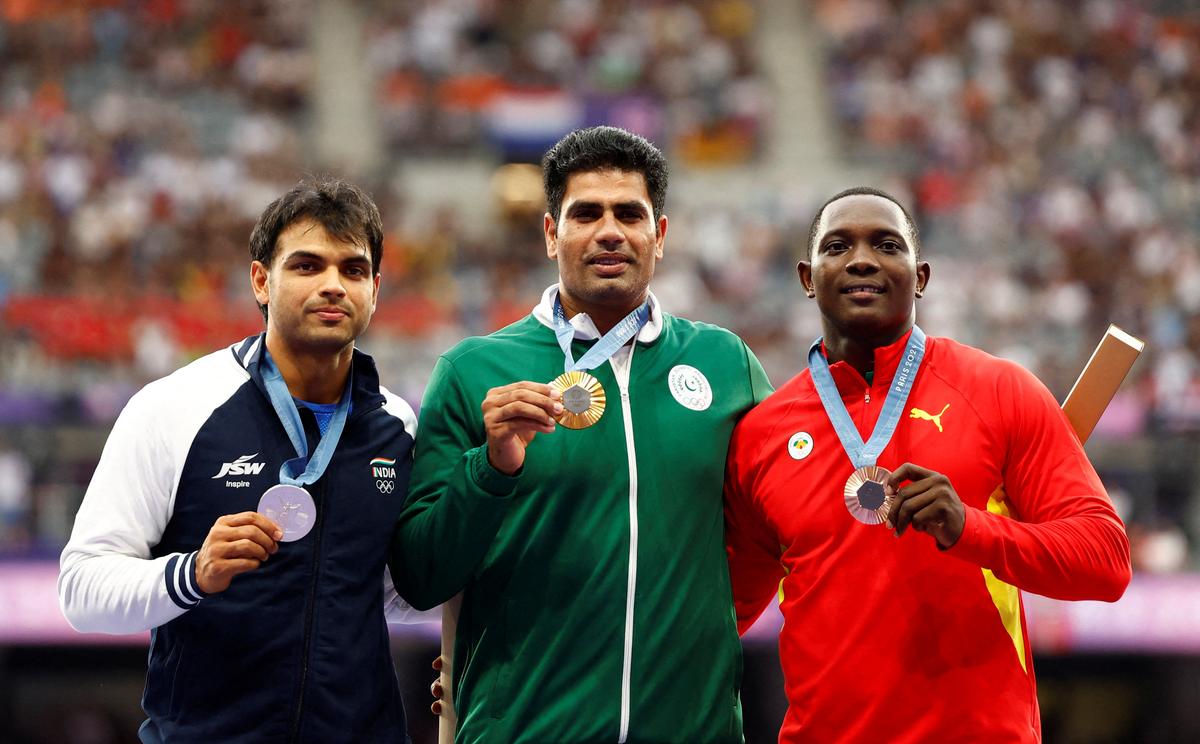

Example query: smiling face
[250,218,380,356]
[799,194,929,348]
[544,168,667,330]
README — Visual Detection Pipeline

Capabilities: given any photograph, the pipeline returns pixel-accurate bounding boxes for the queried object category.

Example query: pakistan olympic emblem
[668,364,712,411]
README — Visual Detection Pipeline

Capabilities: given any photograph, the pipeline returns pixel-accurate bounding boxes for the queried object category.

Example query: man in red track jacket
[724,187,1131,743]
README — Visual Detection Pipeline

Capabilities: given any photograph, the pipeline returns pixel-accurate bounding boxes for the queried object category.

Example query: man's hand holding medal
[195,511,283,594]
[884,463,967,549]
[482,382,563,475]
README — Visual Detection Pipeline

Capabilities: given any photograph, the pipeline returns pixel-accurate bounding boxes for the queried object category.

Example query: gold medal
[548,371,606,429]
[844,465,893,526]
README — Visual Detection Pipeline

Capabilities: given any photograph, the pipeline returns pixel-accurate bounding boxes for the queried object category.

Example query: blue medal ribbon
[807,326,927,469]
[260,349,351,486]
[552,294,651,373]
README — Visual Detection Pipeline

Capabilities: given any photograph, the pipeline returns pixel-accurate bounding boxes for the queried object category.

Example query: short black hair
[806,186,920,259]
[542,126,668,224]
[248,176,384,321]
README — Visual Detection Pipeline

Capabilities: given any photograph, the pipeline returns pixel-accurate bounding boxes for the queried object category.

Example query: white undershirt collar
[531,283,664,343]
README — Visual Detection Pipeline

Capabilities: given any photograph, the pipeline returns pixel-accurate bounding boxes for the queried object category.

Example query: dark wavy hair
[248,176,383,321]
[542,126,669,225]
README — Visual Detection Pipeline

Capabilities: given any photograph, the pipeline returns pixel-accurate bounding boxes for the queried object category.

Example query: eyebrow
[565,200,649,217]
[283,250,373,268]
[821,227,908,246]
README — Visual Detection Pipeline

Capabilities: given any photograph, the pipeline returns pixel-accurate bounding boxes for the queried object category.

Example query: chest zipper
[290,421,329,743]
[613,348,638,744]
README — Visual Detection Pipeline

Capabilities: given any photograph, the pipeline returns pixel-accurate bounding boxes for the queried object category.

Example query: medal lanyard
[552,295,650,373]
[261,349,352,487]
[807,325,926,469]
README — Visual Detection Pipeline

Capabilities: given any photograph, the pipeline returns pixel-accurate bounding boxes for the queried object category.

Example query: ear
[371,272,381,310]
[544,213,558,260]
[251,260,270,306]
[797,260,816,298]
[915,261,930,298]
[654,214,667,260]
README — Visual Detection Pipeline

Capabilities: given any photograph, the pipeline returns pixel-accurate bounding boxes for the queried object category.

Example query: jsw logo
[213,454,267,479]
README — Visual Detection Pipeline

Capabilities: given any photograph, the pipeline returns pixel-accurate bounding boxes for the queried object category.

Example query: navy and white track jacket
[59,334,418,743]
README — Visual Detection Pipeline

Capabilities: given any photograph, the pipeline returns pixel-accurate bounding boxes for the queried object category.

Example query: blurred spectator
[0,443,33,549]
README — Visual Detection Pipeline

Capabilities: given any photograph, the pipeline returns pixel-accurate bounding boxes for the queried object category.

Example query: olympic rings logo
[376,479,395,494]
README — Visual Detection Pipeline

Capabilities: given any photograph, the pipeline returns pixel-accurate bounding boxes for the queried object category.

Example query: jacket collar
[530,283,664,344]
[233,333,385,415]
[821,328,921,392]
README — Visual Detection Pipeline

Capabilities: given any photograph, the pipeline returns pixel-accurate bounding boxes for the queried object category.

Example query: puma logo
[909,403,950,433]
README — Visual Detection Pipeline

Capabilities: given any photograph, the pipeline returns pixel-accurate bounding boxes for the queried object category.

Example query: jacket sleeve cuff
[943,505,993,562]
[164,551,208,609]
[467,445,521,497]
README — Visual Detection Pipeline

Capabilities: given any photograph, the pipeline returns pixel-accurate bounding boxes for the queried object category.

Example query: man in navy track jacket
[59,176,420,743]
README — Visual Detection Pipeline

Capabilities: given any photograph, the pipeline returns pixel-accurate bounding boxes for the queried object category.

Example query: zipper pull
[864,391,871,404]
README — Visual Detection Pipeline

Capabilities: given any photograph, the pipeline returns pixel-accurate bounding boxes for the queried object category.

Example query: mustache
[586,251,635,262]
[306,302,353,314]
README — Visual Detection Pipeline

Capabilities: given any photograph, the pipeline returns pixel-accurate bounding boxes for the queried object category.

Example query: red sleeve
[947,360,1131,602]
[724,419,785,635]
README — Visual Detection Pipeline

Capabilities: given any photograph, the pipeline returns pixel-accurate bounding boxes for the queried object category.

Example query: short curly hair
[807,187,920,260]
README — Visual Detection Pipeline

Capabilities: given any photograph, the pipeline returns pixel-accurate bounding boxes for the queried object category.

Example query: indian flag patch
[371,457,397,478]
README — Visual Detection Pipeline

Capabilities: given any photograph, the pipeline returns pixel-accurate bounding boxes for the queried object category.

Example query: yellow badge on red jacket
[787,432,814,460]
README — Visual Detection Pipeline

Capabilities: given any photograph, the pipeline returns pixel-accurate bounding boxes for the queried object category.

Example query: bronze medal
[548,371,606,429]
[844,465,893,526]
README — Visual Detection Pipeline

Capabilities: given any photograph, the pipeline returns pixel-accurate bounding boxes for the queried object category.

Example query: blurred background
[0,0,1198,741]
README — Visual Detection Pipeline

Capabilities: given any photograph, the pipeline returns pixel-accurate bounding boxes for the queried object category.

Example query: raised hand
[481,381,563,475]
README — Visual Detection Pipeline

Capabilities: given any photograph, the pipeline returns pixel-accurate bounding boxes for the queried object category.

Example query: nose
[594,211,625,248]
[845,242,880,275]
[318,266,347,298]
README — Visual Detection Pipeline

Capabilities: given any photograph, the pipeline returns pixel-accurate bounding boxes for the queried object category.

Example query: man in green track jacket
[389,126,772,744]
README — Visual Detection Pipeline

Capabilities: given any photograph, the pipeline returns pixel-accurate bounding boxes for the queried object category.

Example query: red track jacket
[725,331,1130,743]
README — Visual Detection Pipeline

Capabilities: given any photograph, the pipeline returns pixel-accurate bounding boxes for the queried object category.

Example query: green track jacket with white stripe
[389,292,771,744]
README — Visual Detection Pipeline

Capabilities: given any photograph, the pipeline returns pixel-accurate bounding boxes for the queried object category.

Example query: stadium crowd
[0,0,1196,574]
[811,0,1200,572]
[367,0,766,162]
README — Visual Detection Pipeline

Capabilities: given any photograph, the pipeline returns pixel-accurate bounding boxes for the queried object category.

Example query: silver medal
[257,484,316,542]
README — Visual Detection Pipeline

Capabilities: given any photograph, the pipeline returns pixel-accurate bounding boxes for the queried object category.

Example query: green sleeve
[388,355,518,610]
[744,341,774,405]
